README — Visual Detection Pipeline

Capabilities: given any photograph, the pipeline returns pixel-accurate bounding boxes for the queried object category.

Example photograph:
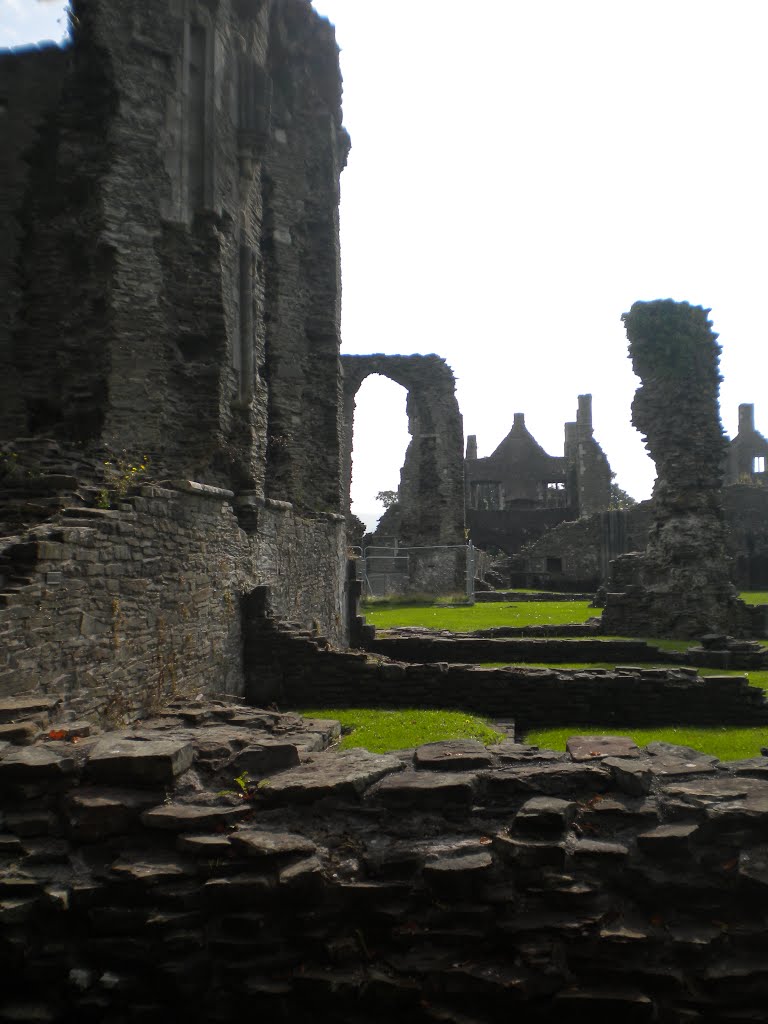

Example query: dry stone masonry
[3,697,768,1021]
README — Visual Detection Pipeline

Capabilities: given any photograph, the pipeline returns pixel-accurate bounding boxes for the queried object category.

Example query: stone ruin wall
[0,480,347,720]
[4,683,768,1023]
[602,301,761,638]
[341,354,466,546]
[0,0,351,718]
[563,393,613,516]
[341,354,468,597]
[1,0,349,502]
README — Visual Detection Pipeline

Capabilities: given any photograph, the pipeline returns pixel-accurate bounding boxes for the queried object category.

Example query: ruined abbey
[2,3,768,1022]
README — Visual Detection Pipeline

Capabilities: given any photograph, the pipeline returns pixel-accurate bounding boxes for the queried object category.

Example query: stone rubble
[1,697,768,1020]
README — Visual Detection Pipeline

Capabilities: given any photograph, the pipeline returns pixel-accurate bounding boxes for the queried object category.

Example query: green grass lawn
[295,705,768,761]
[742,592,768,605]
[364,600,597,631]
[300,707,504,753]
[525,724,768,761]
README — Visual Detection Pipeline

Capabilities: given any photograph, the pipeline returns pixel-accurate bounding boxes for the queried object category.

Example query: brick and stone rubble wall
[4,699,768,1022]
[0,484,347,720]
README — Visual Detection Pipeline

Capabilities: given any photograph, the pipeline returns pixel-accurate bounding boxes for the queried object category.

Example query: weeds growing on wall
[97,451,149,508]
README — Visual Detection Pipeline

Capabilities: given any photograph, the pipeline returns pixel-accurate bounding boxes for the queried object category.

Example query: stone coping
[167,479,236,500]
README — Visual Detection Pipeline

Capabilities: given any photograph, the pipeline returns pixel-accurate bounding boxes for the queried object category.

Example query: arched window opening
[350,374,410,536]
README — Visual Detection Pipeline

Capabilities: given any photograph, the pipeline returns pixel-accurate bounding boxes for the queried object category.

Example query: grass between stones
[481,665,768,693]
[524,725,768,762]
[354,599,768,759]
[299,708,505,754]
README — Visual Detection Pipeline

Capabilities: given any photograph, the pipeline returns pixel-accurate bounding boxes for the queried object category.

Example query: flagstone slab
[86,734,194,785]
[567,735,642,762]
[259,748,403,804]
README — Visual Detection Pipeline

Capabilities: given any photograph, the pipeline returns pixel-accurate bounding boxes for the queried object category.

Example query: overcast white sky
[4,1,768,530]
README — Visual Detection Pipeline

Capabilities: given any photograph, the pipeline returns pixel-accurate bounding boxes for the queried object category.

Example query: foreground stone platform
[3,698,768,1021]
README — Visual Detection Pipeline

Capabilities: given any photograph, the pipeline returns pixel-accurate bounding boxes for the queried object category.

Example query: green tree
[376,489,399,509]
[608,481,637,509]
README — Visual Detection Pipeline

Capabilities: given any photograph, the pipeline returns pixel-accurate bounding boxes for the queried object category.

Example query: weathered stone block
[66,786,162,843]
[603,756,653,796]
[0,746,75,780]
[567,735,641,761]
[483,762,611,799]
[0,697,60,724]
[141,803,252,832]
[493,833,567,869]
[259,748,403,804]
[202,873,275,908]
[227,742,300,777]
[423,851,493,895]
[229,830,316,860]
[86,734,194,785]
[370,770,477,810]
[637,823,699,857]
[571,838,630,864]
[414,739,493,771]
[110,857,196,884]
[0,721,39,745]
[513,796,577,836]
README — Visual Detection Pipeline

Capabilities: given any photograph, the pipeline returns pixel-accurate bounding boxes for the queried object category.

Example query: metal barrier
[359,541,475,601]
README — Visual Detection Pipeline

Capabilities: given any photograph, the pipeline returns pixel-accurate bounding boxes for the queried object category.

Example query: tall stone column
[602,299,757,637]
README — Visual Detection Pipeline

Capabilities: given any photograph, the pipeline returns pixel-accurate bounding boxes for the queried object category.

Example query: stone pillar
[602,299,759,638]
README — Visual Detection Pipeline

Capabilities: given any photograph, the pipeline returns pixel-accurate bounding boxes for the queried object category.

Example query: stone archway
[341,354,465,545]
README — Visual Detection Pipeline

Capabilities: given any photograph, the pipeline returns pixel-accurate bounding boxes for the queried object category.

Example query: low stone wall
[367,634,666,665]
[3,696,768,1022]
[244,624,768,731]
[0,481,347,720]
